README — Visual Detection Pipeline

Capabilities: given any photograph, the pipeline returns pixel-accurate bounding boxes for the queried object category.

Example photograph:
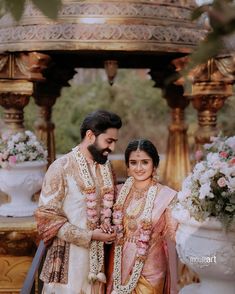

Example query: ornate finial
[104,60,118,86]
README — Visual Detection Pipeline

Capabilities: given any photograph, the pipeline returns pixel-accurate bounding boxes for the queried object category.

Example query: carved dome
[0,0,206,56]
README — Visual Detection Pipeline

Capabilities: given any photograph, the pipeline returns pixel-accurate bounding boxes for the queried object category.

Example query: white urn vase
[0,161,47,217]
[175,217,235,294]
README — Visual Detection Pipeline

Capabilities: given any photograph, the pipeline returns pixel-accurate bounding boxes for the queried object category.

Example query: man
[35,110,122,294]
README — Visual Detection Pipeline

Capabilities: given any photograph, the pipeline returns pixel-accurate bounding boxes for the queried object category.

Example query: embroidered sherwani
[35,148,114,294]
[107,184,177,294]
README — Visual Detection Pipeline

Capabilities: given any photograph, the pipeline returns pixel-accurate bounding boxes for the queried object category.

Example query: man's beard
[88,141,111,164]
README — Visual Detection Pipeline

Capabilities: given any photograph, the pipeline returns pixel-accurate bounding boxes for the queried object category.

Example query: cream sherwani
[35,149,114,294]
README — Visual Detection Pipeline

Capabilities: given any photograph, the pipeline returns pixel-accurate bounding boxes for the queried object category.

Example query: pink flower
[229,158,235,165]
[103,193,114,201]
[217,177,227,188]
[138,241,148,249]
[137,248,147,256]
[140,229,151,235]
[8,155,17,166]
[113,218,122,225]
[139,234,150,242]
[103,199,113,208]
[220,151,228,159]
[113,211,122,219]
[87,201,96,209]
[87,209,97,217]
[195,150,203,161]
[86,193,96,201]
[90,216,99,223]
[102,208,112,218]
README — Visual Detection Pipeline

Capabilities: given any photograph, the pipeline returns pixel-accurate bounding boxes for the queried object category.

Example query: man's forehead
[102,128,118,140]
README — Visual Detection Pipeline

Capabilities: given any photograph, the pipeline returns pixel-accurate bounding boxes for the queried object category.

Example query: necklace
[131,183,152,200]
[112,177,159,294]
[73,146,114,283]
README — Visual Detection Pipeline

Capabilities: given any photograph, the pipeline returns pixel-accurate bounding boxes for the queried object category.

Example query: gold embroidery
[58,222,92,248]
[42,158,66,198]
[40,237,70,284]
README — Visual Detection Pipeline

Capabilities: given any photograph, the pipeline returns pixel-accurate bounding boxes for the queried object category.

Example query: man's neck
[78,142,95,164]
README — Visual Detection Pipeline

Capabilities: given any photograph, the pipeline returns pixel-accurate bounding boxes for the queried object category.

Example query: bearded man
[35,110,122,294]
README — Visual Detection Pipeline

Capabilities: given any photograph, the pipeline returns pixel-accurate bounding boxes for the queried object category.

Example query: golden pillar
[0,80,32,132]
[0,52,50,133]
[149,66,191,191]
[190,58,234,148]
[162,84,191,191]
[33,64,75,165]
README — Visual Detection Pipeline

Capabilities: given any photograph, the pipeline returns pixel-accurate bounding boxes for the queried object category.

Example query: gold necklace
[123,190,148,234]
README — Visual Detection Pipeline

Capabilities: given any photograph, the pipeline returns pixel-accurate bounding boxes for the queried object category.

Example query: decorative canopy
[0,0,207,68]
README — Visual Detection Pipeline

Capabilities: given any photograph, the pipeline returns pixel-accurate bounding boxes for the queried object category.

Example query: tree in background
[21,69,234,155]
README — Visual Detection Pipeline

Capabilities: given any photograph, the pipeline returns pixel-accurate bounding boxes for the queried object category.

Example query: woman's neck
[133,177,152,190]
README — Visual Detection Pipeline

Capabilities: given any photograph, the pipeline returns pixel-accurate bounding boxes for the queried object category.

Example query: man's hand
[91,228,116,243]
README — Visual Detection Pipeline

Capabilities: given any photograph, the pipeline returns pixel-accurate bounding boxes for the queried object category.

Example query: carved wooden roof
[0,0,207,57]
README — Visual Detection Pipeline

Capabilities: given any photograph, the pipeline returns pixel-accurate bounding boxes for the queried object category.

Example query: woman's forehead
[129,150,151,160]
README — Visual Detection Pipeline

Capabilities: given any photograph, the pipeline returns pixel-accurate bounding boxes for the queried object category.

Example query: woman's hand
[91,228,116,243]
[100,223,114,234]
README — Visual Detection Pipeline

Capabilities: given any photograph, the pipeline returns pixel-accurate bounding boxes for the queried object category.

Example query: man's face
[88,128,119,164]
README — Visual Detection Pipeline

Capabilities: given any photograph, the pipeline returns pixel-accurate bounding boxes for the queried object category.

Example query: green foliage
[0,0,62,21]
[187,0,235,72]
[52,70,169,154]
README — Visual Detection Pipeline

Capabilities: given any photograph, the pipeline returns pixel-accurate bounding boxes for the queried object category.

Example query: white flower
[15,142,26,152]
[178,190,190,202]
[174,135,235,229]
[225,136,235,151]
[0,130,47,168]
[227,176,235,191]
[199,183,212,199]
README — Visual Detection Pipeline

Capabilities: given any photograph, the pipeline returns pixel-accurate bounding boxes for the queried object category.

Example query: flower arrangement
[174,135,235,230]
[0,130,47,168]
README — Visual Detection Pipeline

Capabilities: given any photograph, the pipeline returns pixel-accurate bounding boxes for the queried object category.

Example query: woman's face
[128,150,154,182]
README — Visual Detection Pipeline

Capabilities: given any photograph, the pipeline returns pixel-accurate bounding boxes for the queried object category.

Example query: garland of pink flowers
[112,177,159,294]
[73,146,114,283]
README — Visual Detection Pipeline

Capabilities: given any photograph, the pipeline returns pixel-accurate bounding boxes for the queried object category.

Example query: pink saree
[106,184,177,294]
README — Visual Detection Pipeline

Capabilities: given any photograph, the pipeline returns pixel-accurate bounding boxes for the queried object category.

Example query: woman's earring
[152,169,159,181]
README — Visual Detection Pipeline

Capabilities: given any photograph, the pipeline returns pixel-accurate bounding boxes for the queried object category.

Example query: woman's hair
[80,110,122,139]
[125,139,160,168]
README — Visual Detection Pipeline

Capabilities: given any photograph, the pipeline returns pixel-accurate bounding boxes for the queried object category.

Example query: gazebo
[0,0,234,293]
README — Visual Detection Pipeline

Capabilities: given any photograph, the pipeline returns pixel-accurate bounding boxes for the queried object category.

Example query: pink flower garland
[113,206,152,261]
[86,189,114,230]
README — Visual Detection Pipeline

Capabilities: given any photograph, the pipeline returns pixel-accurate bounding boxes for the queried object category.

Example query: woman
[107,139,178,294]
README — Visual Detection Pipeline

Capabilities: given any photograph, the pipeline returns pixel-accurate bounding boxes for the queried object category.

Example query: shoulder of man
[47,151,73,171]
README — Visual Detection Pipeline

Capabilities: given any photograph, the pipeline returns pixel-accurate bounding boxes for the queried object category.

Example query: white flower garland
[112,177,159,294]
[73,146,114,283]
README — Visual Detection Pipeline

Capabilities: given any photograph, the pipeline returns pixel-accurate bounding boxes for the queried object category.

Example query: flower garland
[73,146,114,283]
[112,177,159,294]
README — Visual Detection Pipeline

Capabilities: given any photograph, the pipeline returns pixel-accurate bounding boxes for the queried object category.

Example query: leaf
[31,0,62,19]
[191,5,211,21]
[6,0,26,21]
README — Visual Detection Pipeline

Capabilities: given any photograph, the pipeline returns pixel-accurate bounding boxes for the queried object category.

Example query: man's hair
[80,110,122,139]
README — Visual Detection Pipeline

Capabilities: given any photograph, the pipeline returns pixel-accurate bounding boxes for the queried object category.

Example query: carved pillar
[191,94,227,149]
[33,64,76,165]
[33,84,58,165]
[149,67,191,191]
[0,52,50,134]
[162,84,191,190]
[0,80,32,132]
[190,58,234,149]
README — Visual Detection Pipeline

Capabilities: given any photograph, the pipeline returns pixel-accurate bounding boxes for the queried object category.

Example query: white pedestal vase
[175,217,235,294]
[0,161,47,217]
